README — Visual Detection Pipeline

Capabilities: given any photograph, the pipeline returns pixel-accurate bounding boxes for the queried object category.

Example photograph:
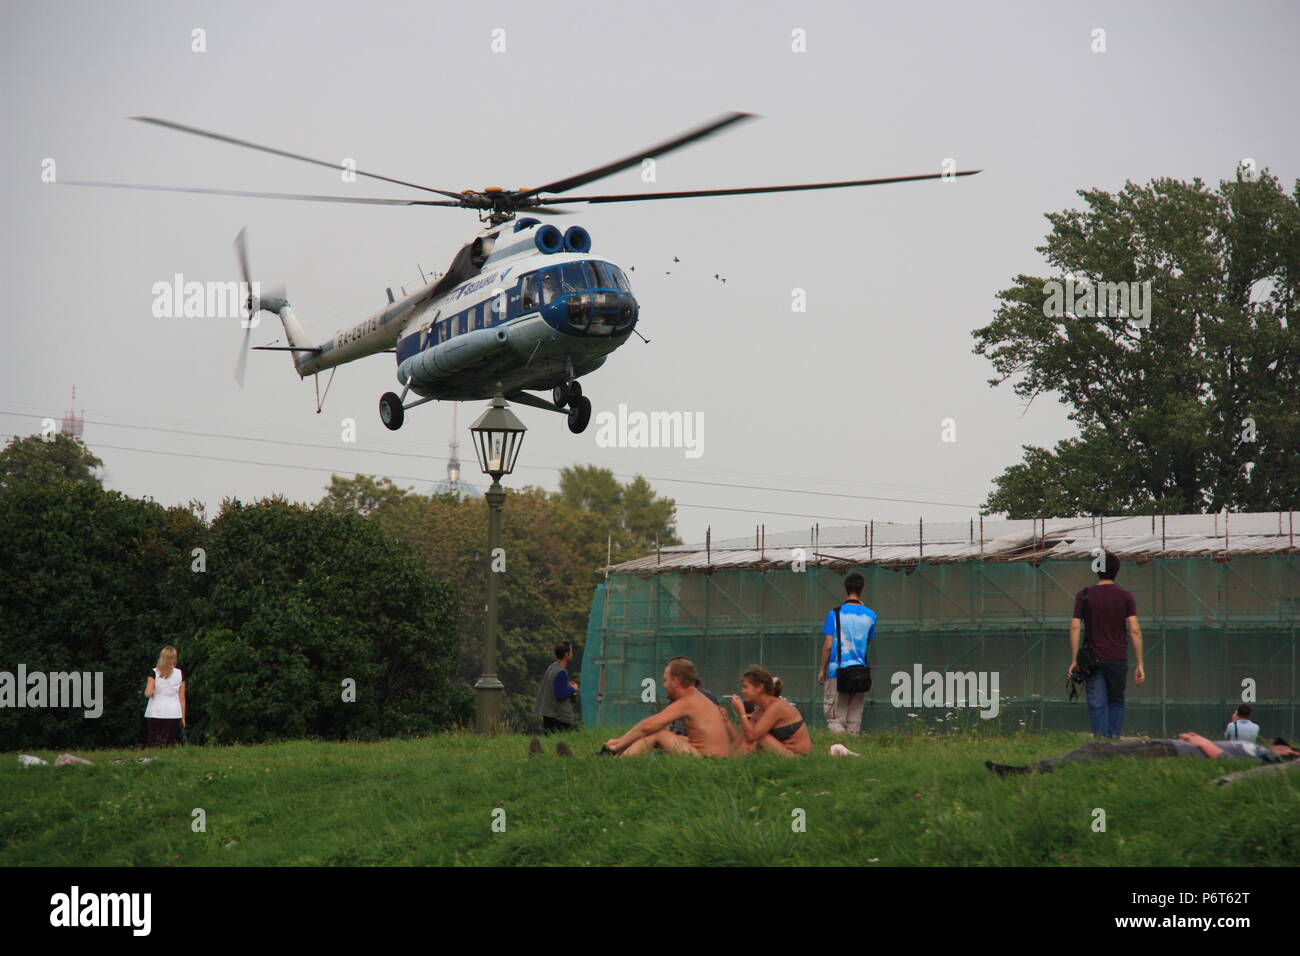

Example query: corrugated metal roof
[607,512,1299,574]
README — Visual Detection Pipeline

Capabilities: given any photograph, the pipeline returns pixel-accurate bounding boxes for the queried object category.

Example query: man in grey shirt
[986,732,1299,776]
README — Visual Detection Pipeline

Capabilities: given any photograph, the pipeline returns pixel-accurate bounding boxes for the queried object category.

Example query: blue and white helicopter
[71,113,978,434]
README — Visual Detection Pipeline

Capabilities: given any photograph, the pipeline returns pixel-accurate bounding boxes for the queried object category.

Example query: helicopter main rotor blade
[533,169,982,206]
[514,112,755,200]
[234,226,252,287]
[130,116,467,200]
[64,180,461,206]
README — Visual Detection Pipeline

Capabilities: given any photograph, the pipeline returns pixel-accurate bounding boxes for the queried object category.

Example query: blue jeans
[1085,660,1128,737]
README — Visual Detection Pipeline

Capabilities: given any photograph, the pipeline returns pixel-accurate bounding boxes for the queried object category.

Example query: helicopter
[68,113,979,434]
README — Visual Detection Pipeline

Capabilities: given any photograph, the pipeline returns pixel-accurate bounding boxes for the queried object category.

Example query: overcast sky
[3,0,1296,546]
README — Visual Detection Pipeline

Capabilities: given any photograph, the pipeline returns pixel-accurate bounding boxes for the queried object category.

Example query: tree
[556,464,682,561]
[320,464,680,729]
[0,479,203,750]
[186,498,467,742]
[0,433,103,489]
[318,474,412,516]
[974,172,1300,517]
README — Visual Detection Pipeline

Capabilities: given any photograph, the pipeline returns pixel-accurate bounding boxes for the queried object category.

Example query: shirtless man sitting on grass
[601,658,732,757]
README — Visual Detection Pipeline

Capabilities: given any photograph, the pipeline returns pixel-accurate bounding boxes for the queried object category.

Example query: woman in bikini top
[728,665,813,756]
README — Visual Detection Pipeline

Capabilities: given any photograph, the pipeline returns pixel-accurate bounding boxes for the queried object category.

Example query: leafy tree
[186,498,467,742]
[0,480,202,749]
[321,466,678,729]
[0,433,103,489]
[319,474,412,516]
[557,464,682,561]
[974,172,1300,517]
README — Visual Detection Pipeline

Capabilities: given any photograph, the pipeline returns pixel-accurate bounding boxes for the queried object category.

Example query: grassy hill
[3,730,1297,866]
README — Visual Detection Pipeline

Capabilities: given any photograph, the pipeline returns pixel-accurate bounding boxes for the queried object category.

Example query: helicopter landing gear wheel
[567,395,592,434]
[554,379,581,409]
[379,392,405,431]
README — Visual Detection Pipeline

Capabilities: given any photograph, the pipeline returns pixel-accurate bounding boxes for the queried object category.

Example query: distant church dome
[432,404,482,499]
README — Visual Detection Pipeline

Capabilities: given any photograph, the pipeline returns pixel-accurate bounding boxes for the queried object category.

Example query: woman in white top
[144,645,187,747]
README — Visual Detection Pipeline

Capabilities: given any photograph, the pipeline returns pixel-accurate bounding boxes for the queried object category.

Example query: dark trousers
[542,716,576,733]
[1034,739,1177,772]
[1085,659,1128,737]
[147,718,182,747]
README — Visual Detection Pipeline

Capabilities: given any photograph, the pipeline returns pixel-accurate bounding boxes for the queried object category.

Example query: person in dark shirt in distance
[1069,550,1144,737]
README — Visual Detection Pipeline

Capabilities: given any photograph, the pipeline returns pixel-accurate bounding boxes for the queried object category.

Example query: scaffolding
[579,513,1299,738]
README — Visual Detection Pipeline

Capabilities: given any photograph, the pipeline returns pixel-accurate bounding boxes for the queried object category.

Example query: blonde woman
[144,645,187,747]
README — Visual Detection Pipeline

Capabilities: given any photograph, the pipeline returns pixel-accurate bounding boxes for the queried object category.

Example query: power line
[0,433,900,523]
[0,398,983,495]
[0,409,985,510]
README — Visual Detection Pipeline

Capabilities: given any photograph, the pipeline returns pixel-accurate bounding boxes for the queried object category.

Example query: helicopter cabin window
[438,320,449,343]
[540,269,562,305]
[520,274,539,312]
[470,305,480,331]
[457,314,467,336]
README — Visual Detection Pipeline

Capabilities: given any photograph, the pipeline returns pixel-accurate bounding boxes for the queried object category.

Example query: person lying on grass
[1211,739,1300,786]
[601,657,732,757]
[726,666,813,757]
[986,732,1300,776]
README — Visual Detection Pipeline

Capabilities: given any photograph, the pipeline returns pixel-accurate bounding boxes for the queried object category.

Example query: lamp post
[468,386,526,733]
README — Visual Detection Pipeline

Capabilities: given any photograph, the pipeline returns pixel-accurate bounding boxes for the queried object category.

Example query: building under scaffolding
[579,512,1299,738]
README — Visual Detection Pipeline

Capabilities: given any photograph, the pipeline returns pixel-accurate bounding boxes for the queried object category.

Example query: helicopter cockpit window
[540,269,562,304]
[560,263,588,293]
[521,274,539,311]
[607,263,631,293]
[592,261,630,292]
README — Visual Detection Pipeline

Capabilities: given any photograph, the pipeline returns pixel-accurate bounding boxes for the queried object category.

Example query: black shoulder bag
[1076,587,1099,674]
[833,605,872,695]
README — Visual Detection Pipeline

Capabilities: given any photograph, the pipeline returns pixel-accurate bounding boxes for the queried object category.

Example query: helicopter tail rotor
[233,227,287,386]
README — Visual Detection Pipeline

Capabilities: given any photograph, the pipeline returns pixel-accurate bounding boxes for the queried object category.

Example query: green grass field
[4,730,1298,866]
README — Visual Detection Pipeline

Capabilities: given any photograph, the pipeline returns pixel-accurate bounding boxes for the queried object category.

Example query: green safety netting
[579,557,1299,738]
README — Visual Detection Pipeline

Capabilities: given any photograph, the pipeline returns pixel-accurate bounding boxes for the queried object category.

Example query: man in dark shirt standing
[1069,551,1145,737]
[533,640,579,732]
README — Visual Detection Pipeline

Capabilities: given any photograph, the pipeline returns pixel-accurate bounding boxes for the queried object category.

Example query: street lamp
[469,386,526,733]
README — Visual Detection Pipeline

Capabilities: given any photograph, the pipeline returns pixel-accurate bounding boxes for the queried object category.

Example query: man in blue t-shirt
[818,572,877,734]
